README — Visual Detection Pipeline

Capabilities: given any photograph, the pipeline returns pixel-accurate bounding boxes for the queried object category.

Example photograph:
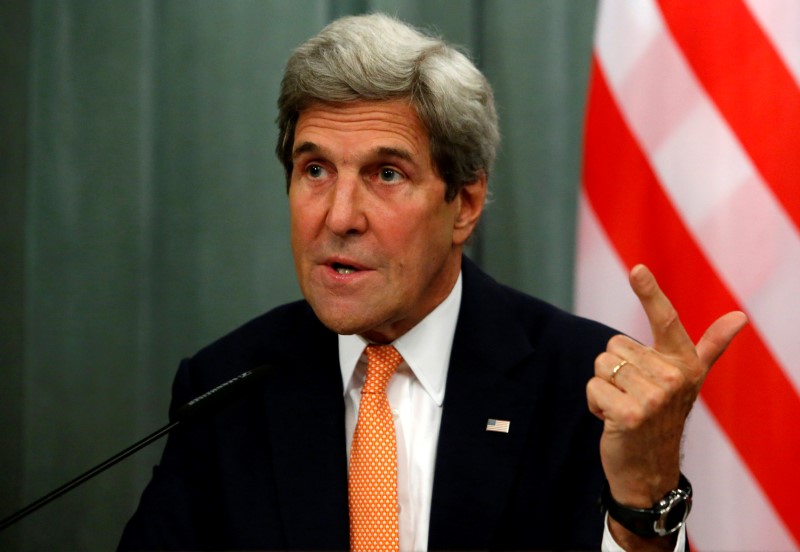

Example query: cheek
[288,196,316,264]
[288,203,302,244]
[289,190,318,239]
[386,208,455,271]
[419,202,458,242]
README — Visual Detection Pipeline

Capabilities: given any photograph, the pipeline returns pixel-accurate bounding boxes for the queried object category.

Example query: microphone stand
[0,363,271,532]
[0,420,177,531]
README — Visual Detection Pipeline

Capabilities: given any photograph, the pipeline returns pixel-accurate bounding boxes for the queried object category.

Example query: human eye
[305,163,328,179]
[377,166,405,184]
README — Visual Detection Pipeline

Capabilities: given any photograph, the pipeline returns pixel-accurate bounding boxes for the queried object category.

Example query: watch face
[663,501,688,531]
[603,474,694,538]
[655,490,692,536]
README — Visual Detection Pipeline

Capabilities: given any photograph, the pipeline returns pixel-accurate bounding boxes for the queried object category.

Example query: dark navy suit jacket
[119,258,617,550]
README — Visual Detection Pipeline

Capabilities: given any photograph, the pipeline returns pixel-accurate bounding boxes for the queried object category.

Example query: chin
[311,306,371,336]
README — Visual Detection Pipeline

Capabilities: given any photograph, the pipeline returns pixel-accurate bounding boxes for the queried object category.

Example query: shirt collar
[338,271,462,406]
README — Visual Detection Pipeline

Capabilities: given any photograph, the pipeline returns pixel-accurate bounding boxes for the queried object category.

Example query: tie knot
[363,345,403,394]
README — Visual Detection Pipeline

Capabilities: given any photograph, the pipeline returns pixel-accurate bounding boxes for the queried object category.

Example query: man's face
[289,100,484,343]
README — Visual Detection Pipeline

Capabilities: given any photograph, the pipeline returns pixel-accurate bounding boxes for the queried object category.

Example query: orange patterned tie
[349,344,403,552]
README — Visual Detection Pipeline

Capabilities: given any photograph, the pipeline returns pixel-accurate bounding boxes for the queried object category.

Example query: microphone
[0,363,272,532]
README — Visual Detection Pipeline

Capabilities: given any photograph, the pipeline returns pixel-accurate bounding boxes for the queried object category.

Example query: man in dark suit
[119,13,746,551]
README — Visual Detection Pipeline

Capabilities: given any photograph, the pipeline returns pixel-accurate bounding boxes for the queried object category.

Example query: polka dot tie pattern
[349,345,403,552]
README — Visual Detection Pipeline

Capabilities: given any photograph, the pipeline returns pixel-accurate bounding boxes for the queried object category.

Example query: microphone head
[169,364,272,424]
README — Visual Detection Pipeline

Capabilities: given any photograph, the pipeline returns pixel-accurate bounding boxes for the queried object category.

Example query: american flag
[486,419,510,434]
[575,0,800,549]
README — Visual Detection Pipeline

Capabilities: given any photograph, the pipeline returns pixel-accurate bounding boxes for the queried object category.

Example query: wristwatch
[601,473,693,538]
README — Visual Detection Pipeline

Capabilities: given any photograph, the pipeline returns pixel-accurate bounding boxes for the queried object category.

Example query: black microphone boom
[0,364,272,532]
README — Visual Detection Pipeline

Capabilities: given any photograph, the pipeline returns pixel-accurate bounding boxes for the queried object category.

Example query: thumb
[696,311,748,368]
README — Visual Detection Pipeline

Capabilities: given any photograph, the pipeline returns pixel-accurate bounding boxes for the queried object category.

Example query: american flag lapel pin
[486,418,510,433]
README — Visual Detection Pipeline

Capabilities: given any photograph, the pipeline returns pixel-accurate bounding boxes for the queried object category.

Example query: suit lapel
[261,313,350,550]
[256,261,549,550]
[428,259,548,550]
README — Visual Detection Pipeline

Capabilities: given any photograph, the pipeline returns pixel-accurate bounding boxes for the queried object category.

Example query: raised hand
[586,264,747,548]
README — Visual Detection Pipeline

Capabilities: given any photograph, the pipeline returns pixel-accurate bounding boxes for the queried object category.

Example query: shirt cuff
[601,513,687,552]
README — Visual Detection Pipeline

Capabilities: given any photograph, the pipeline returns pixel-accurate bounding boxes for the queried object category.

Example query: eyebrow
[291,142,415,163]
[375,146,413,162]
[292,141,321,161]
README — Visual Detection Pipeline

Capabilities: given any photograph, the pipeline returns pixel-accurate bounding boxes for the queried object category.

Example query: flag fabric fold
[576,1,800,549]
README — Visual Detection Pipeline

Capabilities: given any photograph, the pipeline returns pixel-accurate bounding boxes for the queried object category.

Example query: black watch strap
[601,473,693,538]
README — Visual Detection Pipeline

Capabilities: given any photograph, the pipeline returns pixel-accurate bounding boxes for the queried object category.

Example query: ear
[452,172,487,246]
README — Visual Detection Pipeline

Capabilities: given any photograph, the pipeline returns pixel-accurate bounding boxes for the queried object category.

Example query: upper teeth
[336,267,356,274]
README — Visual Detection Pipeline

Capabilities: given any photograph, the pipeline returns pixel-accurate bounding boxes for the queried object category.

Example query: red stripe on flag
[583,58,800,542]
[657,0,800,233]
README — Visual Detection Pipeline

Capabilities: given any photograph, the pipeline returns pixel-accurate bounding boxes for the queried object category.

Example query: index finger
[629,264,694,355]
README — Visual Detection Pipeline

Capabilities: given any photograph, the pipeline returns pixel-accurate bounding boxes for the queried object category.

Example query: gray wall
[0,1,597,549]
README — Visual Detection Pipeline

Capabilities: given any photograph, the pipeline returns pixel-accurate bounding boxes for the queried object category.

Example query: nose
[325,175,367,236]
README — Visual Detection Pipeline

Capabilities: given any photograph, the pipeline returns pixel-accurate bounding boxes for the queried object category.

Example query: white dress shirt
[338,272,685,551]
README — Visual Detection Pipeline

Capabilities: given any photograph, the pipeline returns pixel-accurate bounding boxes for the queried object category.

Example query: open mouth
[331,262,359,275]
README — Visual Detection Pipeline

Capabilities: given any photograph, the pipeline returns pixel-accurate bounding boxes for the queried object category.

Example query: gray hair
[276,13,499,201]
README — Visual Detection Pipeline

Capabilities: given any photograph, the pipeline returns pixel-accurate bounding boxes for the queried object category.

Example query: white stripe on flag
[579,0,800,548]
[596,0,800,396]
[574,193,649,342]
[743,0,800,86]
[684,399,797,551]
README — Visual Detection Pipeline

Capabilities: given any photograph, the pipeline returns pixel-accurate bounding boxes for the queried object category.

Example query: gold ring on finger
[610,360,628,386]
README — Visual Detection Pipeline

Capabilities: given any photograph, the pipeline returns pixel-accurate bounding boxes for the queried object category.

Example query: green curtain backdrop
[0,1,597,550]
